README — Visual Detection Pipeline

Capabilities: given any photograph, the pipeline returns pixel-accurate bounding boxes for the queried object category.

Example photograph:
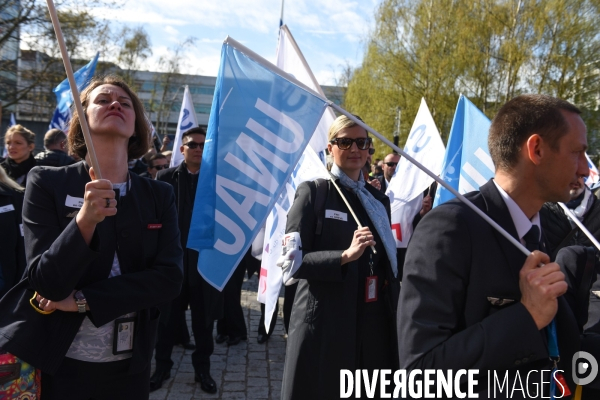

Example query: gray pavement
[149,275,287,400]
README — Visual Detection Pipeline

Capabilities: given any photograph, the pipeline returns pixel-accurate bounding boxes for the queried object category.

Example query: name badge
[65,195,84,209]
[365,276,378,302]
[147,224,162,230]
[113,317,135,355]
[325,209,348,222]
[0,204,15,213]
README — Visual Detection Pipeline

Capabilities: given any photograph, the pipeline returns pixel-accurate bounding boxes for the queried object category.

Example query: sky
[90,0,382,86]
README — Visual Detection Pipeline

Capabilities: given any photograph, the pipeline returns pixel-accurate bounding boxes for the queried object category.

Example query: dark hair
[68,75,150,160]
[148,153,166,168]
[44,128,66,148]
[488,94,581,170]
[181,126,206,143]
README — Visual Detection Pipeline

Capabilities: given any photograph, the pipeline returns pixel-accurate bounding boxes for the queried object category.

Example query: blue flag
[49,52,99,131]
[187,38,328,290]
[433,95,494,207]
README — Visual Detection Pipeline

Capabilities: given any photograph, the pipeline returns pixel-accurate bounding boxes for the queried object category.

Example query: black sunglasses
[385,162,398,167]
[330,137,372,150]
[184,141,205,150]
[152,164,168,170]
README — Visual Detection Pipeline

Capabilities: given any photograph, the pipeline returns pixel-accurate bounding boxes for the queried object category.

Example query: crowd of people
[0,75,599,400]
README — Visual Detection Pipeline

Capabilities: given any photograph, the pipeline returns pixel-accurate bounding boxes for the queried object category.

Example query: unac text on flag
[187,40,327,291]
[433,95,494,207]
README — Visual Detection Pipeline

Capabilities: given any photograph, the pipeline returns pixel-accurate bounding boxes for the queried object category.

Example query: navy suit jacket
[0,162,183,374]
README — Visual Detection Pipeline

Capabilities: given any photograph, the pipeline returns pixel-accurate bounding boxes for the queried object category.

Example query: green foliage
[345,0,600,158]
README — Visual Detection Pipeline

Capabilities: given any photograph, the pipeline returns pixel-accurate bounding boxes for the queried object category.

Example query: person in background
[1,124,36,186]
[162,150,173,165]
[376,153,400,193]
[34,128,75,167]
[0,166,25,299]
[140,153,169,180]
[152,126,223,394]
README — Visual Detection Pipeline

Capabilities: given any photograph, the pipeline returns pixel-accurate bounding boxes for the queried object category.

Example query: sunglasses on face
[184,141,205,150]
[330,137,372,150]
[385,162,398,167]
[152,165,168,170]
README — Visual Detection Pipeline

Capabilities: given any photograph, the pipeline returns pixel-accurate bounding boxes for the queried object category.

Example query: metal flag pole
[45,0,102,178]
[279,0,285,28]
[558,202,600,251]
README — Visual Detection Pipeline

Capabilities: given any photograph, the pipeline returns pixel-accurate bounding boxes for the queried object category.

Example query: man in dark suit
[376,153,399,193]
[398,94,589,398]
[150,127,223,394]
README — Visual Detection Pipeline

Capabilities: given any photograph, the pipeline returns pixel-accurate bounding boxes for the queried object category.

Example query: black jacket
[281,178,400,399]
[0,153,36,187]
[0,162,183,375]
[156,162,223,326]
[34,149,75,167]
[398,179,581,398]
[0,182,26,298]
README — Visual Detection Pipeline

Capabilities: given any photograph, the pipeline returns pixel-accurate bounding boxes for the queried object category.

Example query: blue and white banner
[9,113,16,127]
[170,85,199,168]
[257,25,332,332]
[187,37,328,290]
[49,52,99,131]
[387,98,445,247]
[433,95,493,207]
[585,153,599,188]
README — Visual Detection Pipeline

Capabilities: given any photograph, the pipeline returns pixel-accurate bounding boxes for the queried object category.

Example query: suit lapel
[479,180,527,282]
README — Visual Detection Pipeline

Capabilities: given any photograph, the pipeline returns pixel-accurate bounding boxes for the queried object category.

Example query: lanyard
[547,319,559,399]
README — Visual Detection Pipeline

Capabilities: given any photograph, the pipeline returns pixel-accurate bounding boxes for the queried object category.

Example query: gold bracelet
[29,291,55,315]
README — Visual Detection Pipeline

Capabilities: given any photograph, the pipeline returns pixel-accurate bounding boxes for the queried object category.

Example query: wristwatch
[73,290,87,313]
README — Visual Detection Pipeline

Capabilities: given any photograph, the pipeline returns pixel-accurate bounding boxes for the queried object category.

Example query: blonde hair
[5,124,35,145]
[0,165,24,191]
[327,115,367,141]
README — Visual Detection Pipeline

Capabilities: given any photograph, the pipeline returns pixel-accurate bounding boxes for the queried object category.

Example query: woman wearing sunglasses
[281,115,400,399]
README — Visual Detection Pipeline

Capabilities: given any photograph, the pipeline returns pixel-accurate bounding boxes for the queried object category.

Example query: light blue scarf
[330,164,398,277]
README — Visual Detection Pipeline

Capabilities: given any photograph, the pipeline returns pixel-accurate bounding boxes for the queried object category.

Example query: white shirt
[493,180,541,245]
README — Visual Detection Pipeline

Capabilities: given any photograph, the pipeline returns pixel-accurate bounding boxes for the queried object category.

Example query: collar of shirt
[186,168,199,175]
[493,180,541,243]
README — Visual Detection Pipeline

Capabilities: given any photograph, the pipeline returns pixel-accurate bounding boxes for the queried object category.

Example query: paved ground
[149,275,287,400]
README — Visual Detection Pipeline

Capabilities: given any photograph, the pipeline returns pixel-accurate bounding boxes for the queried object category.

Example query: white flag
[258,25,333,332]
[170,85,199,168]
[276,24,334,159]
[387,98,445,248]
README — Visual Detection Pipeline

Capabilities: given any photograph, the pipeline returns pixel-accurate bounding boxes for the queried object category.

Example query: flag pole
[279,0,285,28]
[558,203,600,251]
[223,35,530,257]
[45,0,102,179]
[328,102,531,258]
